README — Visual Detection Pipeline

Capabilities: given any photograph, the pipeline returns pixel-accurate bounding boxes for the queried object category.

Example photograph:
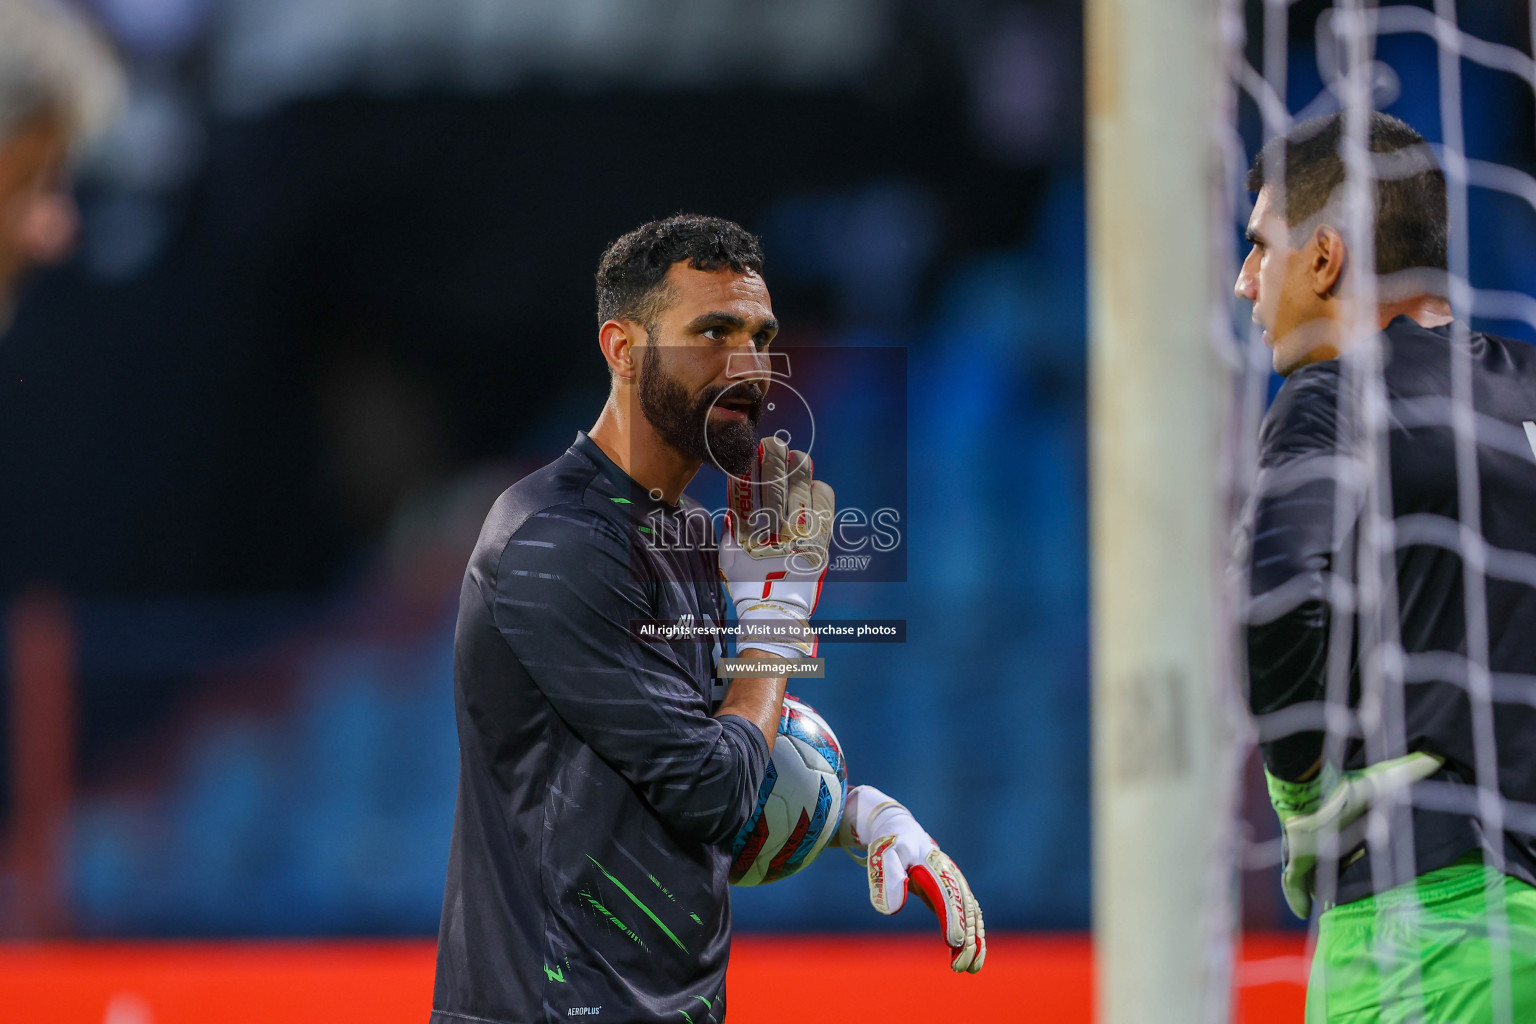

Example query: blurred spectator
[0,0,123,331]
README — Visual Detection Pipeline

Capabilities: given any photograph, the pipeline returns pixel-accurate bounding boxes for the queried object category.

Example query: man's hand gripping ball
[719,435,834,660]
[838,785,986,973]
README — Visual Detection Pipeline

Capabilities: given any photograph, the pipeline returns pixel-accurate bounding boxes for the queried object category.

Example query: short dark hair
[595,214,765,333]
[1246,112,1447,276]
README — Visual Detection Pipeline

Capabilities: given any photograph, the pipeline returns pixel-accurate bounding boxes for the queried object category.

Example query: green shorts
[1307,855,1536,1023]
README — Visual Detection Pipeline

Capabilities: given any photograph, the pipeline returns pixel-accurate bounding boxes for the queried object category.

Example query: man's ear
[1311,225,1347,298]
[599,319,643,381]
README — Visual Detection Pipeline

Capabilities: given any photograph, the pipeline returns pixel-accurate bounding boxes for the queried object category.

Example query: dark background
[0,0,1091,936]
[4,0,1535,940]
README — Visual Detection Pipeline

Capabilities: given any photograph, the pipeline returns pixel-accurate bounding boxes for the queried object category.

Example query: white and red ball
[729,694,848,886]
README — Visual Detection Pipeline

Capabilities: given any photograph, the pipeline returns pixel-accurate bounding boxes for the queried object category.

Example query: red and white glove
[720,436,834,660]
[838,785,986,973]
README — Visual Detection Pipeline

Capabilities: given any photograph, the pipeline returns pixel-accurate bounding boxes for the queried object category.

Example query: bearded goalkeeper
[1238,112,1536,1021]
[431,215,981,1024]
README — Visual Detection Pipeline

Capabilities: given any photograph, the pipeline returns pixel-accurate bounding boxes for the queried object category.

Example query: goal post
[1087,0,1239,1021]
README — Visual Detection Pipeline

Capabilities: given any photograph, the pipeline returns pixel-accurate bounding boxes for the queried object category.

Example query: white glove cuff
[844,785,939,864]
[838,784,901,857]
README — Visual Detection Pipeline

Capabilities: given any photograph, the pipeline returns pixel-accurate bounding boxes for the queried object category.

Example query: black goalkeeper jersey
[1246,315,1536,907]
[431,432,768,1024]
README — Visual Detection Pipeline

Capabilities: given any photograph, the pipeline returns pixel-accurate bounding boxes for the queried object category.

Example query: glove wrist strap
[1265,768,1324,819]
[735,642,809,661]
[734,606,813,658]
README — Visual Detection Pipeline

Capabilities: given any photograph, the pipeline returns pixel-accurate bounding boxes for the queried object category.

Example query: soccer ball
[729,694,848,886]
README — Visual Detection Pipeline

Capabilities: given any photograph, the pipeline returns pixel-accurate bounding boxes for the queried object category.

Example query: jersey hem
[430,1008,528,1024]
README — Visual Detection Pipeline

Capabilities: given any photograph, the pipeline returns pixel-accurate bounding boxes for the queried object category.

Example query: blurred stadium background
[4,0,1534,1020]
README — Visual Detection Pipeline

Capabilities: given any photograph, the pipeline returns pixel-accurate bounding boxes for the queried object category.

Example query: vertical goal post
[1087,0,1241,1022]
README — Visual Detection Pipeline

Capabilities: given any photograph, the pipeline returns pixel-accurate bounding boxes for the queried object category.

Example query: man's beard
[637,345,762,476]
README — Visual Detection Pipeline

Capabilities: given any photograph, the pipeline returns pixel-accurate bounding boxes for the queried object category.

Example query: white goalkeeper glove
[1266,751,1444,919]
[719,436,834,660]
[837,785,986,974]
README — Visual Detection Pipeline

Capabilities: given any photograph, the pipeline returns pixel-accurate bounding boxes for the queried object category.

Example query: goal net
[1092,2,1536,1022]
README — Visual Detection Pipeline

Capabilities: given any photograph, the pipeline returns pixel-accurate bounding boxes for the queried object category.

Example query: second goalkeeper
[1237,113,1536,1022]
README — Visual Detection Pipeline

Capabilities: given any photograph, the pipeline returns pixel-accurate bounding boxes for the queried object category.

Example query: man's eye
[703,327,727,341]
[754,334,773,349]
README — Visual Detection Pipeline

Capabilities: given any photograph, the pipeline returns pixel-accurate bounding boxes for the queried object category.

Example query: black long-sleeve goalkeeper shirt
[431,432,767,1024]
[1246,316,1536,907]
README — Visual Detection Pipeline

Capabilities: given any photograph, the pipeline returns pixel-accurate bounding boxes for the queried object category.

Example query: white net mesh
[1222,3,1536,1020]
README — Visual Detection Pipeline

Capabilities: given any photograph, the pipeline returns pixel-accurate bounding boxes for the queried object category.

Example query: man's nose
[12,191,79,267]
[1234,265,1257,303]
